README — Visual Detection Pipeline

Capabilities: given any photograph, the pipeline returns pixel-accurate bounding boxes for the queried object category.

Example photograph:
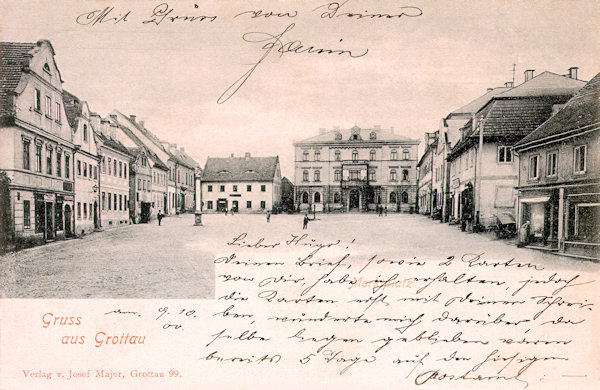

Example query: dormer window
[369,131,376,140]
[43,63,51,75]
[83,124,88,142]
[335,132,342,140]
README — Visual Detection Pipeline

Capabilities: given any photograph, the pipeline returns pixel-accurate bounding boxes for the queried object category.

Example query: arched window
[401,192,409,203]
[335,150,341,161]
[302,192,309,203]
[368,169,375,181]
[314,150,320,161]
[391,149,398,160]
[402,149,410,160]
[370,149,376,160]
[334,170,341,181]
[334,192,341,203]
[303,151,309,161]
[352,150,358,162]
[390,192,397,203]
[402,169,409,181]
[303,170,309,181]
[314,192,321,203]
[390,169,397,181]
[314,170,320,182]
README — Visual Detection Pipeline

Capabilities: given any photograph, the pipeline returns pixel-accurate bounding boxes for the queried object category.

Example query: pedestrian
[303,214,309,229]
[384,206,388,216]
[157,211,163,226]
[225,207,228,216]
[266,210,271,223]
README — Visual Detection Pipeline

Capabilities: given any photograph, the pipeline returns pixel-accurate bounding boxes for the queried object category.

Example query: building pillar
[194,174,202,226]
[557,187,564,251]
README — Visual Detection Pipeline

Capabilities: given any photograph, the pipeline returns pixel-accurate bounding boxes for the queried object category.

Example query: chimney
[504,81,514,88]
[180,147,185,153]
[373,125,381,130]
[245,152,251,160]
[230,153,234,158]
[129,114,136,122]
[139,120,144,127]
[390,126,395,134]
[487,88,493,92]
[333,126,340,130]
[524,69,535,82]
[109,114,117,121]
[319,128,326,135]
[568,67,578,80]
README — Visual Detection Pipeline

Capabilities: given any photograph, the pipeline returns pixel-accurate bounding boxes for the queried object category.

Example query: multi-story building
[294,126,419,212]
[417,132,438,215]
[201,153,281,213]
[63,90,100,235]
[0,40,76,241]
[513,72,599,260]
[90,114,132,228]
[162,142,198,213]
[446,69,586,229]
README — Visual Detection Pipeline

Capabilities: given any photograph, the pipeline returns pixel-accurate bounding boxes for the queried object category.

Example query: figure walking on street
[157,211,163,226]
[303,214,309,229]
[266,210,271,223]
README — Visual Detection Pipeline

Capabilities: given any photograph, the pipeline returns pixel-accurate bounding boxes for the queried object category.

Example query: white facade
[202,181,280,213]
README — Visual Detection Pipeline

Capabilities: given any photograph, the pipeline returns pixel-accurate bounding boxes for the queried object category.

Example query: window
[207,201,213,209]
[368,170,375,181]
[119,195,123,211]
[108,158,112,175]
[314,192,321,203]
[124,196,127,210]
[352,150,358,162]
[45,96,52,117]
[35,145,42,172]
[390,192,397,203]
[23,200,31,228]
[303,151,309,161]
[546,151,557,177]
[350,170,359,180]
[529,155,539,179]
[370,150,376,161]
[390,169,397,181]
[46,149,52,175]
[401,192,409,203]
[314,170,320,182]
[114,194,117,210]
[22,140,30,170]
[574,145,586,174]
[65,155,70,178]
[55,102,61,122]
[402,149,410,160]
[260,201,266,209]
[124,164,127,178]
[302,192,309,203]
[335,150,341,161]
[391,149,398,160]
[77,202,81,219]
[220,185,225,192]
[83,203,87,219]
[498,146,512,163]
[83,162,88,178]
[334,170,341,181]
[303,170,309,181]
[56,152,61,177]
[119,162,122,177]
[369,131,376,140]
[93,166,97,180]
[334,192,341,203]
[314,150,320,161]
[102,192,106,210]
[246,201,252,209]
[261,185,266,192]
[402,169,409,181]
[335,132,342,140]
[77,160,81,176]
[233,185,238,192]
[108,193,112,210]
[247,185,252,192]
[113,160,117,176]
[207,185,213,192]
[34,89,41,111]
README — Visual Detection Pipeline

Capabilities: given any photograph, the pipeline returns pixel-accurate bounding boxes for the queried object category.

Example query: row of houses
[0,39,200,244]
[416,68,599,260]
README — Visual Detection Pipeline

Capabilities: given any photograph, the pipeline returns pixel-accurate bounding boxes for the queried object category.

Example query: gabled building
[294,125,419,213]
[417,131,438,216]
[201,153,281,213]
[161,142,199,213]
[513,72,600,259]
[446,69,586,229]
[90,114,132,228]
[63,90,100,235]
[0,40,76,241]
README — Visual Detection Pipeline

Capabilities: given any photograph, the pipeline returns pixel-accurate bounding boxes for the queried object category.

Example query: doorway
[45,202,54,240]
[349,189,360,210]
[64,205,72,237]
[140,202,151,223]
[93,201,99,229]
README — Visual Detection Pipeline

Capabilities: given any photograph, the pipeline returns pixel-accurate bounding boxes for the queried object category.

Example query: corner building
[294,126,419,212]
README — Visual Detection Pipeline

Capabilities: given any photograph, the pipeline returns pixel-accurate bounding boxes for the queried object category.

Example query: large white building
[294,126,419,212]
[201,153,281,213]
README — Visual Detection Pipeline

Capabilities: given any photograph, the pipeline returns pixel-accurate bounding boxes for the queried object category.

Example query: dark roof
[109,115,168,170]
[62,89,81,128]
[94,131,131,157]
[515,72,600,149]
[0,42,36,117]
[202,156,279,182]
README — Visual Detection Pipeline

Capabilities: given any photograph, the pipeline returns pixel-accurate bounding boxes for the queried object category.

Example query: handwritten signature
[218,23,368,104]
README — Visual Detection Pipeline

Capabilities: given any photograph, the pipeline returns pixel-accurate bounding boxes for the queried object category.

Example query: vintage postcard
[1,0,599,389]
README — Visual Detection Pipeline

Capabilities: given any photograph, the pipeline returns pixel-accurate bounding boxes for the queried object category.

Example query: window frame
[497,145,513,163]
[391,149,398,160]
[529,155,540,180]
[546,150,558,177]
[22,140,30,170]
[573,145,586,174]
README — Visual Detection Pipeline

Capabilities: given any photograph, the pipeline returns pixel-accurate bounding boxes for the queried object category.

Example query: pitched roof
[295,126,418,145]
[170,147,200,170]
[449,87,511,115]
[62,89,82,128]
[515,72,600,149]
[496,71,585,98]
[94,130,131,157]
[0,42,36,117]
[202,156,279,182]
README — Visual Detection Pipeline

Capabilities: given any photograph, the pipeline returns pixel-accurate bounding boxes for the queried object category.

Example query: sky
[2,0,599,177]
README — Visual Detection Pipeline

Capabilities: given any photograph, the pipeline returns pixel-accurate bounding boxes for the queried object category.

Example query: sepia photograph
[1,0,599,388]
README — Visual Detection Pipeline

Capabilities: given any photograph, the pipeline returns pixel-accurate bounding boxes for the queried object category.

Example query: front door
[45,202,54,240]
[217,199,228,212]
[232,200,238,212]
[93,202,99,229]
[141,202,151,223]
[349,190,360,210]
[64,205,72,237]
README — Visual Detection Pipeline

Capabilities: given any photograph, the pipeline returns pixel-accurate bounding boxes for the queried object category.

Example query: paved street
[1,213,597,298]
